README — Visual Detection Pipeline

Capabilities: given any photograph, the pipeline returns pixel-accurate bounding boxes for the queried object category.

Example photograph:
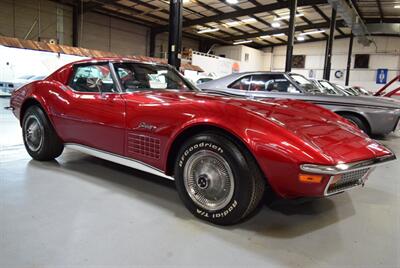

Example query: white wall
[213,45,272,72]
[191,52,240,78]
[0,45,84,81]
[271,36,400,91]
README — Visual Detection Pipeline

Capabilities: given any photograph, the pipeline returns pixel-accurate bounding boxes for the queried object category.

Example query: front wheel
[22,106,64,161]
[341,114,369,135]
[174,132,265,225]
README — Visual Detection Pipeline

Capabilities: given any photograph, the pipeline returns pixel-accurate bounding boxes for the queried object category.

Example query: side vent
[127,132,160,159]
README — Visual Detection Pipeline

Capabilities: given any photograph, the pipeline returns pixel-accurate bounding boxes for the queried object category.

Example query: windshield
[289,74,321,93]
[318,80,345,95]
[113,62,197,92]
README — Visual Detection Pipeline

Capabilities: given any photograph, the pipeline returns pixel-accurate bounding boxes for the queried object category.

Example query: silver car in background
[0,75,46,96]
[198,72,400,136]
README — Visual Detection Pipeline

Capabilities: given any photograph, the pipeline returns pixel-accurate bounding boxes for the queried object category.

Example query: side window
[250,74,299,93]
[229,76,251,90]
[69,64,116,93]
[114,63,192,92]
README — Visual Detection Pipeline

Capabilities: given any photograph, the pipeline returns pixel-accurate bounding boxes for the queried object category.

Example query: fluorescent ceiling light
[182,0,191,3]
[272,33,285,37]
[226,0,239,4]
[395,4,400,8]
[260,35,271,39]
[271,22,281,28]
[297,36,305,41]
[299,29,325,36]
[233,40,253,45]
[197,28,220,34]
[225,18,257,27]
[274,13,304,21]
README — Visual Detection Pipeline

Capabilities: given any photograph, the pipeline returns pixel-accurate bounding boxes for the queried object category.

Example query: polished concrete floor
[1,97,399,268]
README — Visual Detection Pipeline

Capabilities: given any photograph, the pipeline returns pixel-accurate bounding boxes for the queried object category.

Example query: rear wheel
[174,132,265,225]
[341,114,369,135]
[22,106,64,161]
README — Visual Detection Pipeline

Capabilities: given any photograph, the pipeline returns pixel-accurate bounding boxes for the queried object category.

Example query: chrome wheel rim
[24,115,44,152]
[183,150,234,211]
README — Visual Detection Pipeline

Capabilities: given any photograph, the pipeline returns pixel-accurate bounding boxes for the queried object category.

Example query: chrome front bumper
[300,154,396,196]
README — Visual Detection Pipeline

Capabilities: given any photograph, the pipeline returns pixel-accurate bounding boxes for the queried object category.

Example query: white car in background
[0,75,46,96]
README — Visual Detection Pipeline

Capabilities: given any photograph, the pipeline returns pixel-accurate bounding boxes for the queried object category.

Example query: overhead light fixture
[226,0,239,4]
[297,36,305,41]
[197,28,220,34]
[299,29,325,36]
[182,0,191,3]
[260,35,271,39]
[233,40,253,45]
[272,33,285,37]
[271,22,281,28]
[224,18,257,27]
[274,13,304,21]
[395,4,400,8]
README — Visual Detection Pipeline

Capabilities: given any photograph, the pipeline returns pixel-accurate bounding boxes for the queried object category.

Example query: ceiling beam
[255,33,400,48]
[224,20,346,41]
[349,0,364,20]
[312,5,345,36]
[364,18,400,23]
[155,0,327,32]
[376,0,384,20]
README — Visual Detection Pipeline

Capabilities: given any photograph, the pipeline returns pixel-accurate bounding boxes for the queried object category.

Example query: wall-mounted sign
[335,70,344,79]
[376,68,388,84]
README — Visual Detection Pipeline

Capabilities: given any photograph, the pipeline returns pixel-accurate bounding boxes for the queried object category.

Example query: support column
[323,8,336,80]
[149,29,156,57]
[285,0,297,72]
[345,33,354,86]
[168,0,183,69]
[72,4,79,47]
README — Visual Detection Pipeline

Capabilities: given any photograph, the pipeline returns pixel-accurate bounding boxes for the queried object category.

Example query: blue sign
[376,69,388,84]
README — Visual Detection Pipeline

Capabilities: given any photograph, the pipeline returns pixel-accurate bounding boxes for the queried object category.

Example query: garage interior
[1,0,400,267]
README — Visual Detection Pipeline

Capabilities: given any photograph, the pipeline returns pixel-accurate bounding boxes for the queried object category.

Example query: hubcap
[24,115,44,152]
[183,150,234,211]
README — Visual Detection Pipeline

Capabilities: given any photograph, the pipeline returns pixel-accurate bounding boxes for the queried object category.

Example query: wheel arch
[19,97,61,139]
[20,97,45,125]
[165,124,264,180]
[335,110,371,134]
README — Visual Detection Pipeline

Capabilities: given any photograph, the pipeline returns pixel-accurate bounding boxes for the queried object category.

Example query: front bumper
[300,154,396,196]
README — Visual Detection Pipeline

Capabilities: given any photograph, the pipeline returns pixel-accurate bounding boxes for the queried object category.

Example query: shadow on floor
[26,150,356,240]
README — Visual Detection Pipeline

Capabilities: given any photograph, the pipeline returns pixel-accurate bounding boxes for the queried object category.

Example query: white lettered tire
[174,132,265,225]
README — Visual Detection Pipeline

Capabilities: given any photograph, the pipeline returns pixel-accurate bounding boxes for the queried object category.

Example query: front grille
[327,168,370,194]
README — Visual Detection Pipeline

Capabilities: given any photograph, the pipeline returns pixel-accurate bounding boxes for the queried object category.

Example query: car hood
[303,94,400,109]
[226,97,392,164]
[200,87,400,109]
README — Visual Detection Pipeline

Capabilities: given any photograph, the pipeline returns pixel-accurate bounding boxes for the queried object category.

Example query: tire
[22,105,64,161]
[341,114,369,135]
[174,132,265,225]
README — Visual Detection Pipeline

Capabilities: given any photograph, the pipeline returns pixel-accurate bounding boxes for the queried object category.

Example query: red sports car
[9,58,396,225]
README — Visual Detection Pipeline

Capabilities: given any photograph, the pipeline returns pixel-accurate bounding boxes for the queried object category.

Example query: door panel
[51,63,126,155]
[54,92,126,155]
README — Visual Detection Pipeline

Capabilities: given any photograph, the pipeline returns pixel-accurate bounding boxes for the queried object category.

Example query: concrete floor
[1,97,399,268]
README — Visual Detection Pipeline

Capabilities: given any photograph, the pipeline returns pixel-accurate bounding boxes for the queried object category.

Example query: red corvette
[9,58,396,225]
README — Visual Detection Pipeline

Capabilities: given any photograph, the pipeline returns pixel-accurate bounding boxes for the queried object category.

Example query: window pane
[250,74,299,93]
[113,63,195,92]
[70,64,116,93]
[229,76,251,90]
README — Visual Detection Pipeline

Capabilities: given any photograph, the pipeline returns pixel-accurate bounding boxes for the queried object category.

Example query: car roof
[70,57,169,66]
